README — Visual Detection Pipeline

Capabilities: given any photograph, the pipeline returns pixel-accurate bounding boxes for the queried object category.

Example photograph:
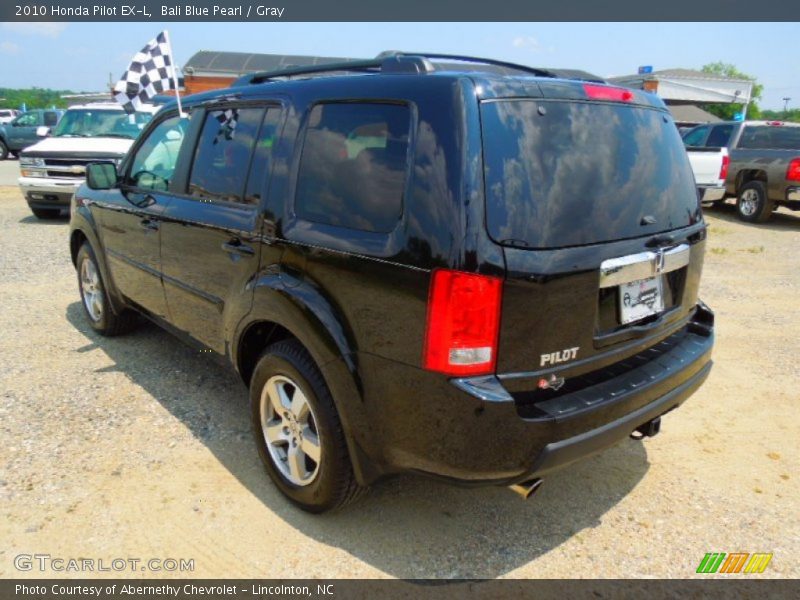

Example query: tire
[31,207,62,219]
[0,139,8,160]
[76,242,138,336]
[250,339,366,513]
[736,181,773,223]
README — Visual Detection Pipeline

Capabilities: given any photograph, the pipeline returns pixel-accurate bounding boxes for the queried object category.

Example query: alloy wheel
[80,258,103,322]
[259,375,322,486]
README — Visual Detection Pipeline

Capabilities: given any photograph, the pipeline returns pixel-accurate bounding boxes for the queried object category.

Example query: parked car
[70,53,715,512]
[0,109,21,125]
[18,102,157,219]
[0,109,64,159]
[685,145,729,205]
[682,120,800,222]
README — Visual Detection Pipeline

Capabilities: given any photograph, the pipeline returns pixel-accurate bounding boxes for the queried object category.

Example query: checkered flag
[213,109,239,144]
[113,31,175,113]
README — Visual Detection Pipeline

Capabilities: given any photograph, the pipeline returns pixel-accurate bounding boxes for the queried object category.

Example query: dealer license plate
[619,276,664,325]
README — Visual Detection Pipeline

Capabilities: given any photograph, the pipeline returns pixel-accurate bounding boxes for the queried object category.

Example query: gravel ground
[0,186,798,579]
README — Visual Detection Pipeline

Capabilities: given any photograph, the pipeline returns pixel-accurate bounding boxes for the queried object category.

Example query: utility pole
[783,96,791,117]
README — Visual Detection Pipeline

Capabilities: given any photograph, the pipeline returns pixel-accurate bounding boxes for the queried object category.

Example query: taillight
[786,158,800,182]
[583,83,634,102]
[423,269,502,377]
[719,154,730,180]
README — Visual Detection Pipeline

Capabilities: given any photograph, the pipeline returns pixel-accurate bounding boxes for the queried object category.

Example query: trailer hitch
[630,416,661,440]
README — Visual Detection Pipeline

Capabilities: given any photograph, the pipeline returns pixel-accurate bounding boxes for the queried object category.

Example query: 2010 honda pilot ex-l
[69,53,714,512]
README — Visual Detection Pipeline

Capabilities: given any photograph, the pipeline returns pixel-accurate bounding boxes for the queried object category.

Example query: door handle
[140,218,158,231]
[222,238,255,256]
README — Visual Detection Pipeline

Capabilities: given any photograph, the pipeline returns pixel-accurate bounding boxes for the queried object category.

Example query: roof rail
[235,55,434,86]
[380,51,557,78]
[233,51,562,87]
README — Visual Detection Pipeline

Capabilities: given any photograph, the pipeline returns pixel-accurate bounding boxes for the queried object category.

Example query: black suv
[69,53,714,512]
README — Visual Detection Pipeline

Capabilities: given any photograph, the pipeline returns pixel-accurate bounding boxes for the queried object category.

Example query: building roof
[183,51,361,76]
[644,68,751,83]
[668,104,722,125]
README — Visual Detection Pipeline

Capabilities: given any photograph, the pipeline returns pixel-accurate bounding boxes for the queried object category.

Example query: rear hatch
[480,86,707,387]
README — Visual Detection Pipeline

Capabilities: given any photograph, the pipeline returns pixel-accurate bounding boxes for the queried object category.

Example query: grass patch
[742,246,765,254]
[707,224,732,235]
[709,247,728,255]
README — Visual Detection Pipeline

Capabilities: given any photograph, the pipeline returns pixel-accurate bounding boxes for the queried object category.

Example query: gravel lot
[1,186,798,579]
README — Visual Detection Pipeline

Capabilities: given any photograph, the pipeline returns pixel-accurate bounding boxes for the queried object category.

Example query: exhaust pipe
[508,478,544,500]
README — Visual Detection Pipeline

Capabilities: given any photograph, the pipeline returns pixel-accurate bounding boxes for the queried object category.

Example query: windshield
[481,99,700,249]
[52,109,152,139]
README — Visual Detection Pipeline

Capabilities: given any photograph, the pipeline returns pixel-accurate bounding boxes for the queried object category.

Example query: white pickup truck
[18,102,158,219]
[685,145,729,205]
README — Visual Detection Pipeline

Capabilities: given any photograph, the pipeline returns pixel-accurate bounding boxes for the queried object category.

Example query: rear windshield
[481,100,699,249]
[738,125,800,150]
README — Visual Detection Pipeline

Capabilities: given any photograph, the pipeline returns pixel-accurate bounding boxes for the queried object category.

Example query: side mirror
[36,126,50,137]
[85,162,119,190]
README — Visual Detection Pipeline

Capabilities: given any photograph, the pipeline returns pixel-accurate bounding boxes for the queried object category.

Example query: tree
[700,62,762,120]
[0,87,76,110]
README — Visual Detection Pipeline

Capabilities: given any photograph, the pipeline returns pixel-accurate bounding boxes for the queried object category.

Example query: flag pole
[163,29,184,117]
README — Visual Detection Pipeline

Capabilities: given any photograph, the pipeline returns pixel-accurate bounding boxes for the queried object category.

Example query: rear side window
[294,102,410,233]
[188,107,265,204]
[481,100,699,249]
[738,125,800,150]
[706,124,734,147]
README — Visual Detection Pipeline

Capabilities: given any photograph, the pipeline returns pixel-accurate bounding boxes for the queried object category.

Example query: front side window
[295,102,411,233]
[128,114,191,191]
[187,107,265,204]
[15,113,38,127]
[682,125,709,147]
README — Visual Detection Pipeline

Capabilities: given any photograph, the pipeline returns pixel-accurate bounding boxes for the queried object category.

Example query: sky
[0,21,798,110]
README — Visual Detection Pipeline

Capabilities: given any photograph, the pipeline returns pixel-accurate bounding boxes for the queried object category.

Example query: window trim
[288,99,415,237]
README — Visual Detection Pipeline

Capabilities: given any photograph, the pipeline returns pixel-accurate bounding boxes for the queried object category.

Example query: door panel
[159,105,280,353]
[160,201,261,352]
[96,189,171,318]
[96,111,194,319]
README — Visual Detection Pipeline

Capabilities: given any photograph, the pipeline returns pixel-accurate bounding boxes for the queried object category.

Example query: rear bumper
[699,185,726,202]
[19,176,81,208]
[353,303,714,486]
[520,359,710,480]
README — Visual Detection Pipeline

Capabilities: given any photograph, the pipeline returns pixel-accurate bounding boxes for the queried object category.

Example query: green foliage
[700,62,762,120]
[0,87,78,110]
[761,108,800,123]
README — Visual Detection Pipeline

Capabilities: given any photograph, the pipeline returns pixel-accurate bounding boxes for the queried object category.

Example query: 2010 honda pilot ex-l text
[69,53,714,512]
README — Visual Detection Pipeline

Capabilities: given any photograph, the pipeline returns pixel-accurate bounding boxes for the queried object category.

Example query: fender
[69,204,128,318]
[233,268,383,484]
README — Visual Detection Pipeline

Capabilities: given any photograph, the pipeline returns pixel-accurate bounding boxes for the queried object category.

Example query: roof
[668,105,722,124]
[183,51,361,76]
